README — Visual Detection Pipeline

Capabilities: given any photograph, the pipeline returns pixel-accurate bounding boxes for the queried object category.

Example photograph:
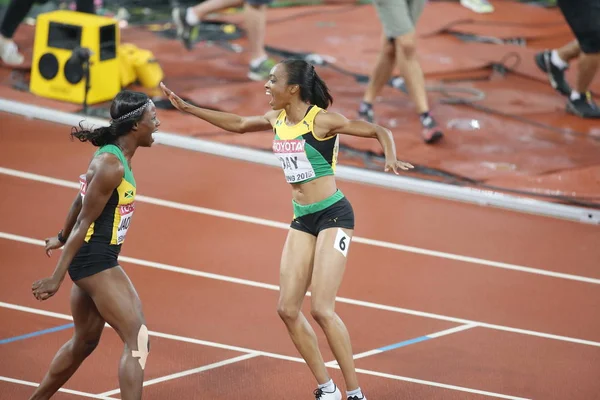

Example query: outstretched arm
[160,82,279,133]
[313,111,414,174]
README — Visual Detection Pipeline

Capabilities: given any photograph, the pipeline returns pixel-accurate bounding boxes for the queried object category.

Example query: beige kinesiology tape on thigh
[131,324,150,370]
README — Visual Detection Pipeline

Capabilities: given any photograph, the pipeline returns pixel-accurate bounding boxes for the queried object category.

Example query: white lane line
[2,234,600,349]
[0,376,116,399]
[0,302,530,400]
[0,166,597,285]
[97,353,260,397]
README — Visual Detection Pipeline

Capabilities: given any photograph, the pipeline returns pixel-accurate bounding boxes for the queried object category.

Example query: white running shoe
[0,39,24,66]
[313,384,342,399]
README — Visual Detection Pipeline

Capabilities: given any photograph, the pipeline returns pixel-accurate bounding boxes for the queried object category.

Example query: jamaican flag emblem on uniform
[125,190,134,199]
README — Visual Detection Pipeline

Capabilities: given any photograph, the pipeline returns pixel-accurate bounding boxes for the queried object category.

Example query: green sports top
[79,144,136,246]
[272,105,339,184]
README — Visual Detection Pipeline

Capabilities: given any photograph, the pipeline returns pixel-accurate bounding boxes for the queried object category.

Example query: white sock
[185,8,199,25]
[347,387,363,398]
[318,379,335,393]
[250,55,267,68]
[570,90,581,101]
[550,50,568,69]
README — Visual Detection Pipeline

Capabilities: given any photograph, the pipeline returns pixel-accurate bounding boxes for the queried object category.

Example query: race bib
[79,174,87,198]
[272,139,315,183]
[116,203,135,245]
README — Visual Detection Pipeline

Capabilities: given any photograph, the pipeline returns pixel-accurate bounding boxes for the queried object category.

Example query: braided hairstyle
[71,90,151,147]
[281,59,333,109]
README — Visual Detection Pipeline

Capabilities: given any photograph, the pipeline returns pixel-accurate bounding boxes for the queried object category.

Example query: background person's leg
[0,0,36,65]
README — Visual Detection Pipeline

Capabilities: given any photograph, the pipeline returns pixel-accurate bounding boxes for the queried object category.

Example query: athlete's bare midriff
[289,175,338,205]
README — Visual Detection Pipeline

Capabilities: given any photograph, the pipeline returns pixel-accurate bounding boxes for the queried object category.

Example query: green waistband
[292,189,344,218]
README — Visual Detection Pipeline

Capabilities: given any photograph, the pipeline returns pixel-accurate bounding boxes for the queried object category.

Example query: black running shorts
[68,242,120,281]
[290,190,355,237]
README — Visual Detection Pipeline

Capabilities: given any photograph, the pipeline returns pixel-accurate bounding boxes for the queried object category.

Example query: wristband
[57,230,67,244]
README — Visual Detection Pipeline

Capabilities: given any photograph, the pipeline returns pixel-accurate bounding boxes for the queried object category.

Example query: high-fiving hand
[159,82,188,112]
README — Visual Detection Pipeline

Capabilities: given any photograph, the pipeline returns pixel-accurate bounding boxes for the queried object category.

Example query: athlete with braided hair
[29,90,160,400]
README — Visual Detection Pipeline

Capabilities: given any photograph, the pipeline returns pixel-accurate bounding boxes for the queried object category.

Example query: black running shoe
[357,101,375,123]
[566,92,600,118]
[421,114,444,144]
[172,7,195,50]
[358,108,374,123]
[534,50,571,96]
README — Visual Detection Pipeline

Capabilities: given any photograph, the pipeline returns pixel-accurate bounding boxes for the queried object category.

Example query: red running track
[1,113,599,400]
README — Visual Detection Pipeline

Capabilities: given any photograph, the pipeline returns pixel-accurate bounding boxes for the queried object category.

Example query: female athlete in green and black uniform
[160,59,413,400]
[30,90,160,400]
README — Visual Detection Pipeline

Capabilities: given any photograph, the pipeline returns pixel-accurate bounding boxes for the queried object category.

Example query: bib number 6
[334,228,350,257]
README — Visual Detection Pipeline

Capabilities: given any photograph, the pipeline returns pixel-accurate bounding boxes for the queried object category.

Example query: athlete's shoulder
[93,150,124,169]
[311,109,348,139]
[87,151,124,187]
[313,108,344,126]
[264,109,285,127]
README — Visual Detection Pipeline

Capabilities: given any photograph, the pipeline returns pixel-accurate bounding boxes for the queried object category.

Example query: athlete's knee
[75,337,101,357]
[71,330,102,358]
[67,338,99,361]
[277,302,301,323]
[310,303,335,324]
[127,323,150,370]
